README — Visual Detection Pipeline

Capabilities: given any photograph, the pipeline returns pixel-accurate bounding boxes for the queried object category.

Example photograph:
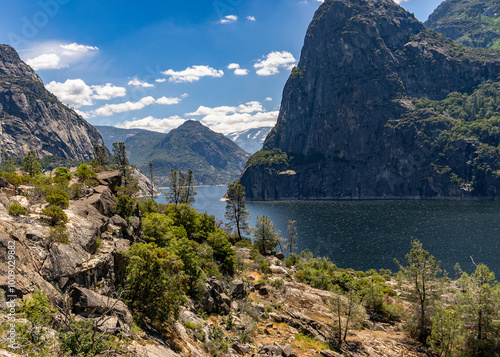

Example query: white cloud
[187,101,278,135]
[254,51,296,76]
[227,63,249,76]
[219,15,238,24]
[45,79,93,107]
[26,53,65,70]
[60,43,99,56]
[247,16,256,21]
[24,42,99,71]
[91,83,127,100]
[181,93,189,98]
[265,97,273,101]
[116,115,187,132]
[128,78,154,88]
[234,69,249,76]
[91,96,182,117]
[156,96,181,105]
[162,65,224,83]
[45,79,126,107]
[155,78,166,83]
[393,0,408,4]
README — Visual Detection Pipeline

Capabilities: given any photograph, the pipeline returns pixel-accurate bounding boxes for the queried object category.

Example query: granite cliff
[0,44,106,162]
[239,0,500,200]
[426,0,500,49]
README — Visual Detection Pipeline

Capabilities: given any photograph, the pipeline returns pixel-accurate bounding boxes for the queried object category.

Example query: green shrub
[114,192,136,219]
[54,167,73,184]
[235,239,253,248]
[69,183,83,199]
[138,198,159,214]
[207,230,236,276]
[46,188,69,208]
[124,243,188,324]
[75,163,97,181]
[83,178,100,187]
[41,205,68,226]
[3,172,21,187]
[8,202,27,216]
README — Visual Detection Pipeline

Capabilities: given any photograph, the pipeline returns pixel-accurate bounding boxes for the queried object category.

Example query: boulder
[0,177,9,188]
[320,351,341,357]
[275,251,285,260]
[231,343,252,355]
[69,284,133,323]
[97,171,122,191]
[229,279,247,299]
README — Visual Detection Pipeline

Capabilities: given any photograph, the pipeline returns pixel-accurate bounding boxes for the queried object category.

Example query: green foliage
[395,239,441,342]
[83,178,100,187]
[47,225,69,247]
[2,157,17,173]
[8,202,27,216]
[114,192,136,219]
[207,230,236,276]
[253,215,281,254]
[75,163,97,181]
[285,220,298,254]
[2,172,21,187]
[124,243,188,324]
[427,306,463,357]
[53,167,72,184]
[456,264,500,355]
[225,183,250,240]
[69,183,83,199]
[91,145,108,168]
[58,318,124,357]
[142,213,178,246]
[138,198,159,214]
[395,80,500,191]
[22,150,42,178]
[16,291,57,356]
[46,188,70,208]
[165,169,197,205]
[41,205,68,226]
[246,148,289,169]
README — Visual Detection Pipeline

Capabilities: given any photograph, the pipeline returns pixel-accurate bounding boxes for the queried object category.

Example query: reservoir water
[157,186,500,277]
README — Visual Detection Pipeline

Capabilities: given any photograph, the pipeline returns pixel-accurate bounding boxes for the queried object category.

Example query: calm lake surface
[157,186,500,276]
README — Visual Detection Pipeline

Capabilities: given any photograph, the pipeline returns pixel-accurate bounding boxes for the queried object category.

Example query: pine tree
[180,169,197,204]
[224,183,250,240]
[22,150,42,177]
[253,215,281,255]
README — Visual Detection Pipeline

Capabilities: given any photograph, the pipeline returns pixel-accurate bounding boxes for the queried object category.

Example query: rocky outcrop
[0,44,106,161]
[239,0,500,200]
[425,0,500,49]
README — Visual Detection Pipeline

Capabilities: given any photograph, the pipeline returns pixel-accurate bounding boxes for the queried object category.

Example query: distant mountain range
[97,121,249,186]
[226,127,272,154]
[0,44,106,162]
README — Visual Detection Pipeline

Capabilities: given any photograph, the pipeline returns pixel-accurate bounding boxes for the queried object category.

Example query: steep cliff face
[425,0,500,49]
[0,44,106,161]
[239,0,500,200]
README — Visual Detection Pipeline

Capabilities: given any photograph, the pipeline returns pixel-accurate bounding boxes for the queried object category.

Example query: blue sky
[0,0,444,135]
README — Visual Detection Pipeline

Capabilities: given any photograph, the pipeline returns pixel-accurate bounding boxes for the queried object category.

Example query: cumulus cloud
[247,16,256,21]
[219,15,238,24]
[227,63,249,76]
[25,42,99,70]
[128,78,154,88]
[187,101,278,134]
[46,79,93,107]
[45,79,126,107]
[265,97,273,101]
[162,65,224,83]
[91,83,127,100]
[254,51,296,76]
[393,0,408,4]
[155,78,166,83]
[27,53,66,70]
[116,115,187,132]
[91,96,182,117]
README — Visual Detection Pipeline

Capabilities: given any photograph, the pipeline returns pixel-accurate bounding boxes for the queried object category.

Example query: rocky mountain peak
[0,44,106,162]
[0,44,41,82]
[240,0,500,200]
